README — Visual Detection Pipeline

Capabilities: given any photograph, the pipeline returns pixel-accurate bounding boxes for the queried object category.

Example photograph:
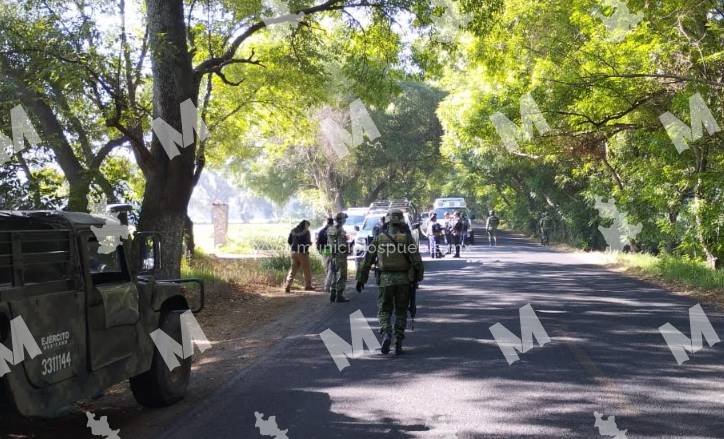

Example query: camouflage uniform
[327,213,350,302]
[356,209,424,354]
[539,213,552,245]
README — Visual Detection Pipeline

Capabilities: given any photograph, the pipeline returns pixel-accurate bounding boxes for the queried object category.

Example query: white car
[354,210,422,267]
[343,207,368,244]
[353,211,387,266]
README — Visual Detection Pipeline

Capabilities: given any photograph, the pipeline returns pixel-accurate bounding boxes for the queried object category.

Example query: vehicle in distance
[354,199,422,267]
[343,207,369,245]
[0,209,204,417]
[431,197,475,244]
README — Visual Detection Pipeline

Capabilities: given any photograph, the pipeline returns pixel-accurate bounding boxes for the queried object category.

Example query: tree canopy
[0,0,722,270]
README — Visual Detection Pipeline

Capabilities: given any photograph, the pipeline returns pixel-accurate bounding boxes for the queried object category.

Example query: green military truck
[0,209,204,417]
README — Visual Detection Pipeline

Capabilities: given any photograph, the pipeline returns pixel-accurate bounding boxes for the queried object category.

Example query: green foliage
[241,80,448,212]
[434,0,724,263]
[615,253,724,293]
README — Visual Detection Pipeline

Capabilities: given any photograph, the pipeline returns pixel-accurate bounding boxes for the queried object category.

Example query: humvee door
[78,232,140,371]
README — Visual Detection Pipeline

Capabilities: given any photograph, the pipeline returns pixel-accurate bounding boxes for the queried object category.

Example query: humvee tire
[130,310,191,407]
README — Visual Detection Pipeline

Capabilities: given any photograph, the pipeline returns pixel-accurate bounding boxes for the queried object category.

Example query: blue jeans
[429,236,441,258]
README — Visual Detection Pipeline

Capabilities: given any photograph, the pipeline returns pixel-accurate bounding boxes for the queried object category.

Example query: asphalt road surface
[157,232,724,438]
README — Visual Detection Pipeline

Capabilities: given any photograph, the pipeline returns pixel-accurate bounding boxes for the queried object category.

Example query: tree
[244,81,447,212]
[434,0,723,264]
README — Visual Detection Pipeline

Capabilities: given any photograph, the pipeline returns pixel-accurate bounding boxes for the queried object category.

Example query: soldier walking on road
[356,209,424,355]
[539,212,552,246]
[316,217,334,293]
[327,212,351,303]
[486,210,500,247]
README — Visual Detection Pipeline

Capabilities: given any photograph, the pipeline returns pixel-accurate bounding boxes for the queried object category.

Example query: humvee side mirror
[354,225,360,231]
[135,232,161,274]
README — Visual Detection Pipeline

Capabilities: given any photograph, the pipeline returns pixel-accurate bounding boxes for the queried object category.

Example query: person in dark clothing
[317,217,334,293]
[284,220,314,293]
[427,213,444,258]
[372,216,386,238]
[451,211,463,258]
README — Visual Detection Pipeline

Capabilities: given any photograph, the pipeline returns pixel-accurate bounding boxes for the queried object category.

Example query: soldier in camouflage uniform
[356,208,424,354]
[327,212,351,303]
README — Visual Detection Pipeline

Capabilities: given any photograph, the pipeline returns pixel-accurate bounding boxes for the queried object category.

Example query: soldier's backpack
[316,227,329,253]
[378,231,411,272]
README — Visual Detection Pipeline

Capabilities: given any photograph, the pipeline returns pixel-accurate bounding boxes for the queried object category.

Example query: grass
[610,252,724,295]
[193,223,295,255]
[182,251,326,291]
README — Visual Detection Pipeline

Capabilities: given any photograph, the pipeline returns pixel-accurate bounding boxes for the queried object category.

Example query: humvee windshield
[86,239,130,284]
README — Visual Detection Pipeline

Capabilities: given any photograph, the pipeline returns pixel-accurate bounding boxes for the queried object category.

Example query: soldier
[451,211,463,258]
[327,212,351,303]
[486,209,500,247]
[356,208,424,355]
[316,217,334,293]
[539,212,552,245]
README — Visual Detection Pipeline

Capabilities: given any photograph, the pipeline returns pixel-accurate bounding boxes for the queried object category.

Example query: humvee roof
[0,210,119,229]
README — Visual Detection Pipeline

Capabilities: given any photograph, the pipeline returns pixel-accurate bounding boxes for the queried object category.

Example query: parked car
[354,199,422,267]
[342,207,368,245]
[0,209,203,417]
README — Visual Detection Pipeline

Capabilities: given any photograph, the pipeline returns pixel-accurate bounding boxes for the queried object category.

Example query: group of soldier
[284,207,551,356]
[312,209,424,355]
[426,210,467,258]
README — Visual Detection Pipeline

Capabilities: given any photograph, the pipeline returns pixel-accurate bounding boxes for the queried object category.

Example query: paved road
[158,232,724,438]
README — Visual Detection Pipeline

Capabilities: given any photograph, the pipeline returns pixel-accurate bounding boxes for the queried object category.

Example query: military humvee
[0,209,204,417]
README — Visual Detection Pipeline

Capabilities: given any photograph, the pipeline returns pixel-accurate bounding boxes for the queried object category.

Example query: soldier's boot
[394,338,403,355]
[381,333,392,354]
[329,291,336,302]
[336,295,350,303]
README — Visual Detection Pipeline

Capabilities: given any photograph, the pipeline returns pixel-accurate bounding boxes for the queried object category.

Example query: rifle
[408,282,418,330]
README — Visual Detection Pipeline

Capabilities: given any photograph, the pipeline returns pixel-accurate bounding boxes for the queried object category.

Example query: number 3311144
[41,352,71,376]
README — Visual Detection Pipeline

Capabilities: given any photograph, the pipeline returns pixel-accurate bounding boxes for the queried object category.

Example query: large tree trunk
[183,214,196,259]
[141,0,199,278]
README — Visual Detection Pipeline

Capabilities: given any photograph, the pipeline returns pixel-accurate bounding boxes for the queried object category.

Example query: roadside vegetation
[606,252,724,297]
[182,251,325,292]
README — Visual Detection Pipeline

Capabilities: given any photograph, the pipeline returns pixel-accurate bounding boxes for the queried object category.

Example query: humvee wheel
[130,310,191,407]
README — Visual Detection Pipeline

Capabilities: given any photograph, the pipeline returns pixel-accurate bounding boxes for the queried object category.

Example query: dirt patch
[0,267,329,438]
